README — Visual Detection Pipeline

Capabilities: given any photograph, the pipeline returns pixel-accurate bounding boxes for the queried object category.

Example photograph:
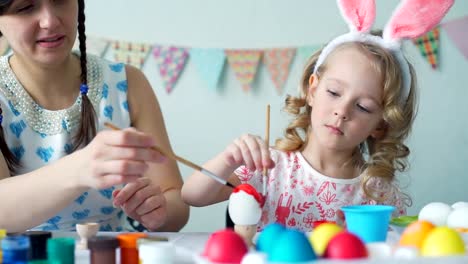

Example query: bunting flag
[297,45,323,60]
[442,16,468,60]
[225,50,262,92]
[412,26,440,70]
[112,41,152,69]
[263,48,296,94]
[190,48,225,91]
[0,37,9,56]
[73,36,110,57]
[153,45,189,94]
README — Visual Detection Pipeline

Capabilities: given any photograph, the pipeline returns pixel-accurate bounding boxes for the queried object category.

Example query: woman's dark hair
[0,0,97,173]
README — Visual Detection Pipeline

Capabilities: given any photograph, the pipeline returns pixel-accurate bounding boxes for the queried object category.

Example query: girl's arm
[121,65,189,231]
[182,134,274,207]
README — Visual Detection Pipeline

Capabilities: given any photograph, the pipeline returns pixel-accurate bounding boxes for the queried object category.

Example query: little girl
[182,0,453,232]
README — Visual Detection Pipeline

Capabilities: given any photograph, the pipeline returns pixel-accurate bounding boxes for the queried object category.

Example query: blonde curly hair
[275,41,417,205]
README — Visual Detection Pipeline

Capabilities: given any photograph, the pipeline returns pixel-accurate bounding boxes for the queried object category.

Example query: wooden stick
[262,105,270,195]
[104,122,235,188]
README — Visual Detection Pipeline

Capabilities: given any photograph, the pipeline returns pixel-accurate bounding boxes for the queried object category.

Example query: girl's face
[0,0,78,65]
[308,46,385,152]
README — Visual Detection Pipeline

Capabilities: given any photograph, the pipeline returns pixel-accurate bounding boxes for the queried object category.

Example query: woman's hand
[78,128,165,189]
[222,134,275,171]
[113,177,167,231]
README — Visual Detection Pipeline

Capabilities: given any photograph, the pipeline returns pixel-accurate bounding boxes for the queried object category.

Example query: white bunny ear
[384,0,454,42]
[337,0,376,33]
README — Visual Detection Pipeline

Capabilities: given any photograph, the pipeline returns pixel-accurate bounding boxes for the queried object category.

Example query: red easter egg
[202,229,248,263]
[324,231,368,259]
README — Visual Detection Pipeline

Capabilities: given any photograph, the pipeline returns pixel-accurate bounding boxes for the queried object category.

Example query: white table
[54,232,468,264]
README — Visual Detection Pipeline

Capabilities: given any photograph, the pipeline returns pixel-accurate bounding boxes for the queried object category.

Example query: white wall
[84,0,468,232]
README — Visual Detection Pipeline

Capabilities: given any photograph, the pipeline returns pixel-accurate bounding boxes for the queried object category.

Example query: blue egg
[268,229,317,262]
[256,223,286,253]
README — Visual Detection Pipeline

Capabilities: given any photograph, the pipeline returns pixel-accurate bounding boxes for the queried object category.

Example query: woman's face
[0,0,78,65]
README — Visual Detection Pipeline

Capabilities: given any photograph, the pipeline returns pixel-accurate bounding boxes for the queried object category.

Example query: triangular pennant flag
[225,50,262,92]
[112,41,152,69]
[412,26,440,70]
[442,16,468,60]
[263,48,296,94]
[297,45,322,60]
[153,45,189,94]
[73,36,110,57]
[0,37,9,56]
[190,48,225,91]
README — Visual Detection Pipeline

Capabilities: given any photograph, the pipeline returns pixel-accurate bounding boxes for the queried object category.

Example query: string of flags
[0,16,467,94]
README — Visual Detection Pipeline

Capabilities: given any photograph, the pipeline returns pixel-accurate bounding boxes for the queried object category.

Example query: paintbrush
[104,122,235,188]
[262,104,270,196]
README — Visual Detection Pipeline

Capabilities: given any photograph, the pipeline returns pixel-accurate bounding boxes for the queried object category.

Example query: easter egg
[309,223,343,256]
[324,231,367,259]
[418,202,451,226]
[451,201,468,210]
[399,220,435,248]
[447,207,468,229]
[202,229,248,263]
[269,229,316,262]
[256,223,285,252]
[421,227,466,256]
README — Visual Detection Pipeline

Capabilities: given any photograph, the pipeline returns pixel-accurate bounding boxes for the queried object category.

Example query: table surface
[54,231,468,264]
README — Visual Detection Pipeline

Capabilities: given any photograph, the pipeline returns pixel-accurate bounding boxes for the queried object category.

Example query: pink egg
[202,229,248,263]
[324,231,368,259]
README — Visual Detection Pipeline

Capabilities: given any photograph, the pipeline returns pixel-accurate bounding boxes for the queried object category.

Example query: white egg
[451,201,468,210]
[418,202,452,226]
[393,246,419,259]
[447,207,468,229]
[229,191,262,225]
[241,252,267,264]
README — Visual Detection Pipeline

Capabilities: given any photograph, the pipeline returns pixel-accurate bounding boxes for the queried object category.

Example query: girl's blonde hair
[275,41,417,205]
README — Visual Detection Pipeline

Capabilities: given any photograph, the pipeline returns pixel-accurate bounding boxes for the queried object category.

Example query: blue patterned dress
[0,53,131,231]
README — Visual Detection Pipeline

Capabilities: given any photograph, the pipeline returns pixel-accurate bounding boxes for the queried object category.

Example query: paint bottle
[138,241,175,263]
[116,233,147,264]
[1,235,30,264]
[87,236,119,264]
[0,229,6,264]
[47,237,75,264]
[24,231,51,261]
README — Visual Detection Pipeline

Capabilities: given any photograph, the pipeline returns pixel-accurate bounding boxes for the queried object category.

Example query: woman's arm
[122,65,189,231]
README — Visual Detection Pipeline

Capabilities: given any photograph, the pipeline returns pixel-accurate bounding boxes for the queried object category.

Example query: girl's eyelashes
[357,104,371,113]
[16,4,34,13]
[327,89,339,97]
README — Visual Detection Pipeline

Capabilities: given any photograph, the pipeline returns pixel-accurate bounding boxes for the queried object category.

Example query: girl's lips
[326,125,344,135]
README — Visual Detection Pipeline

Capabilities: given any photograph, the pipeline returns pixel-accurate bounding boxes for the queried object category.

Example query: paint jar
[88,236,119,264]
[24,231,52,261]
[0,229,6,264]
[1,235,30,263]
[139,241,175,263]
[116,233,147,264]
[47,237,75,264]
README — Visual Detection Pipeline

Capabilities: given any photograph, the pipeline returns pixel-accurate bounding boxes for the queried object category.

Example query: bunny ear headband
[313,0,454,104]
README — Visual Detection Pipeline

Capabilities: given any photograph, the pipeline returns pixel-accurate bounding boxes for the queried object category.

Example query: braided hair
[0,0,97,173]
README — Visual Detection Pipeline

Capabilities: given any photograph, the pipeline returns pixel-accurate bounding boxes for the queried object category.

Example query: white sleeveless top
[0,53,130,231]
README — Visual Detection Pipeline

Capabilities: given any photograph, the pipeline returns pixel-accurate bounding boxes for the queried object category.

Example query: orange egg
[399,220,435,248]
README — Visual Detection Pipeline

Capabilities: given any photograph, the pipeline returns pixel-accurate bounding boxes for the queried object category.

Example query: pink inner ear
[338,0,376,32]
[386,0,454,40]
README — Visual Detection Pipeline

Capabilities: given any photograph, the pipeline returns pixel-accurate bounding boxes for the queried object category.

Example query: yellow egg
[309,223,343,256]
[421,227,466,256]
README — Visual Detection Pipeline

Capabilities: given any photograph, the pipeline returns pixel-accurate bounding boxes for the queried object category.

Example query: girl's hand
[222,134,275,171]
[113,177,167,231]
[78,128,165,189]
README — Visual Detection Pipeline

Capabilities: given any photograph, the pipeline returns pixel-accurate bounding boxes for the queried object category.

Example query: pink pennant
[263,49,295,94]
[225,50,262,92]
[153,45,189,94]
[442,16,468,60]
